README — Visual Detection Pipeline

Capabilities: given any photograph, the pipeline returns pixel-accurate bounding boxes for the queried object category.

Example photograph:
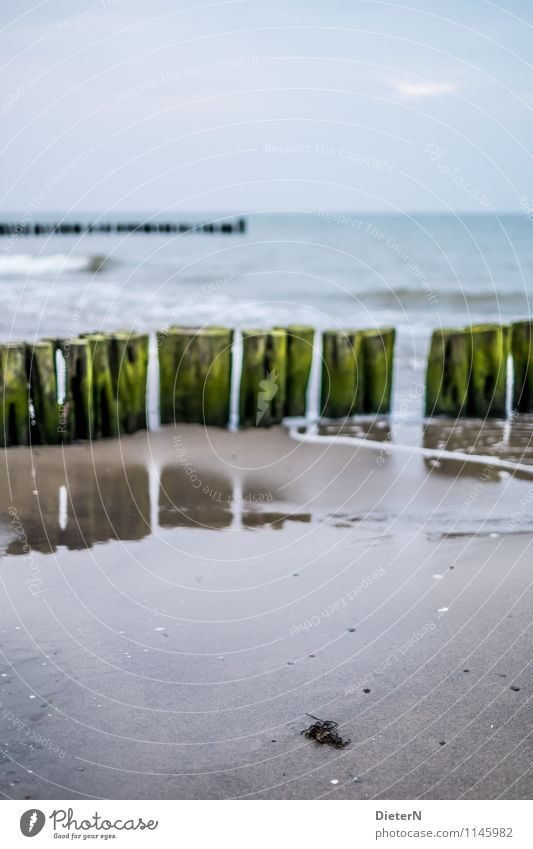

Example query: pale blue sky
[2,0,533,213]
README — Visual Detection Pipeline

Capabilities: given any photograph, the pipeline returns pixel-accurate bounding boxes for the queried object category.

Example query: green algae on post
[467,324,508,418]
[158,328,233,427]
[281,325,314,417]
[320,330,362,419]
[239,329,287,427]
[360,328,395,414]
[0,343,29,446]
[83,333,116,438]
[108,332,149,434]
[425,328,470,417]
[511,320,533,412]
[61,337,93,440]
[25,340,60,444]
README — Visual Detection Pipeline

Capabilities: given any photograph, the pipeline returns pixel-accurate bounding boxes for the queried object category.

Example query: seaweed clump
[300,714,350,749]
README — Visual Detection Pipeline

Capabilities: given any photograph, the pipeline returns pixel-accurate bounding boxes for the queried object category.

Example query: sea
[1,212,532,429]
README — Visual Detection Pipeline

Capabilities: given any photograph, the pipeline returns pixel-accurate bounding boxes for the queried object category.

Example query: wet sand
[0,425,531,800]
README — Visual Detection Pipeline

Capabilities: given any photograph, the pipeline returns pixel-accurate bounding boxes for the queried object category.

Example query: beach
[0,423,531,800]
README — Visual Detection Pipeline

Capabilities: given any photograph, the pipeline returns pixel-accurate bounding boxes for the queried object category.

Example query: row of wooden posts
[426,321,533,418]
[158,326,396,427]
[0,333,149,447]
[1,322,533,447]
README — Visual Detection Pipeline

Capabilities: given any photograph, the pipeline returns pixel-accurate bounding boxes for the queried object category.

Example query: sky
[1,0,533,214]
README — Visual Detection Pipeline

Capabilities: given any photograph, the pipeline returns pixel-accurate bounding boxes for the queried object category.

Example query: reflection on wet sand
[242,511,312,530]
[1,455,150,554]
[0,452,315,555]
[240,476,311,529]
[422,419,506,478]
[318,418,391,442]
[422,417,533,477]
[158,466,233,530]
[3,415,531,556]
[159,467,312,530]
[508,415,533,463]
[423,419,506,454]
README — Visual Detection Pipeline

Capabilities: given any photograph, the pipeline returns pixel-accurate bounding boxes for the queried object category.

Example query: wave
[356,286,530,305]
[0,253,108,275]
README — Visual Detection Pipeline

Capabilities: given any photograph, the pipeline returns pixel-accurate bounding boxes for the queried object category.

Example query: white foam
[288,424,533,477]
[0,253,105,275]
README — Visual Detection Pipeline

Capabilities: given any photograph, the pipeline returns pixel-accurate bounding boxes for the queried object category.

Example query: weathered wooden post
[25,340,60,444]
[360,327,395,414]
[511,320,533,412]
[61,337,92,440]
[320,329,362,418]
[83,333,115,438]
[0,343,29,446]
[108,332,149,434]
[239,329,287,427]
[467,324,508,418]
[278,325,314,417]
[425,328,470,417]
[158,327,233,426]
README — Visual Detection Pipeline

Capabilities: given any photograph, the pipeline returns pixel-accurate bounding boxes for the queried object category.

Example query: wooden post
[425,328,470,417]
[0,343,29,446]
[280,325,314,417]
[83,333,116,438]
[25,340,60,444]
[158,327,233,426]
[360,328,395,414]
[61,338,92,440]
[239,329,287,427]
[320,329,362,419]
[511,320,533,412]
[467,324,508,418]
[108,332,149,434]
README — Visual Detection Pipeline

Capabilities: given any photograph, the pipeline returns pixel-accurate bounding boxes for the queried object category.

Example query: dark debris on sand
[300,714,350,749]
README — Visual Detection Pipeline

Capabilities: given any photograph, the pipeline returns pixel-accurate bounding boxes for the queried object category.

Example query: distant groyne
[0,217,247,237]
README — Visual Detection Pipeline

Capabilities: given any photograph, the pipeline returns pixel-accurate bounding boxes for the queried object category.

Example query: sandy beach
[0,424,531,800]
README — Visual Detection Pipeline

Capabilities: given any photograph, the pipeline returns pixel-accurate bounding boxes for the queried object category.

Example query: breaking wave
[0,253,108,275]
[357,286,530,306]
